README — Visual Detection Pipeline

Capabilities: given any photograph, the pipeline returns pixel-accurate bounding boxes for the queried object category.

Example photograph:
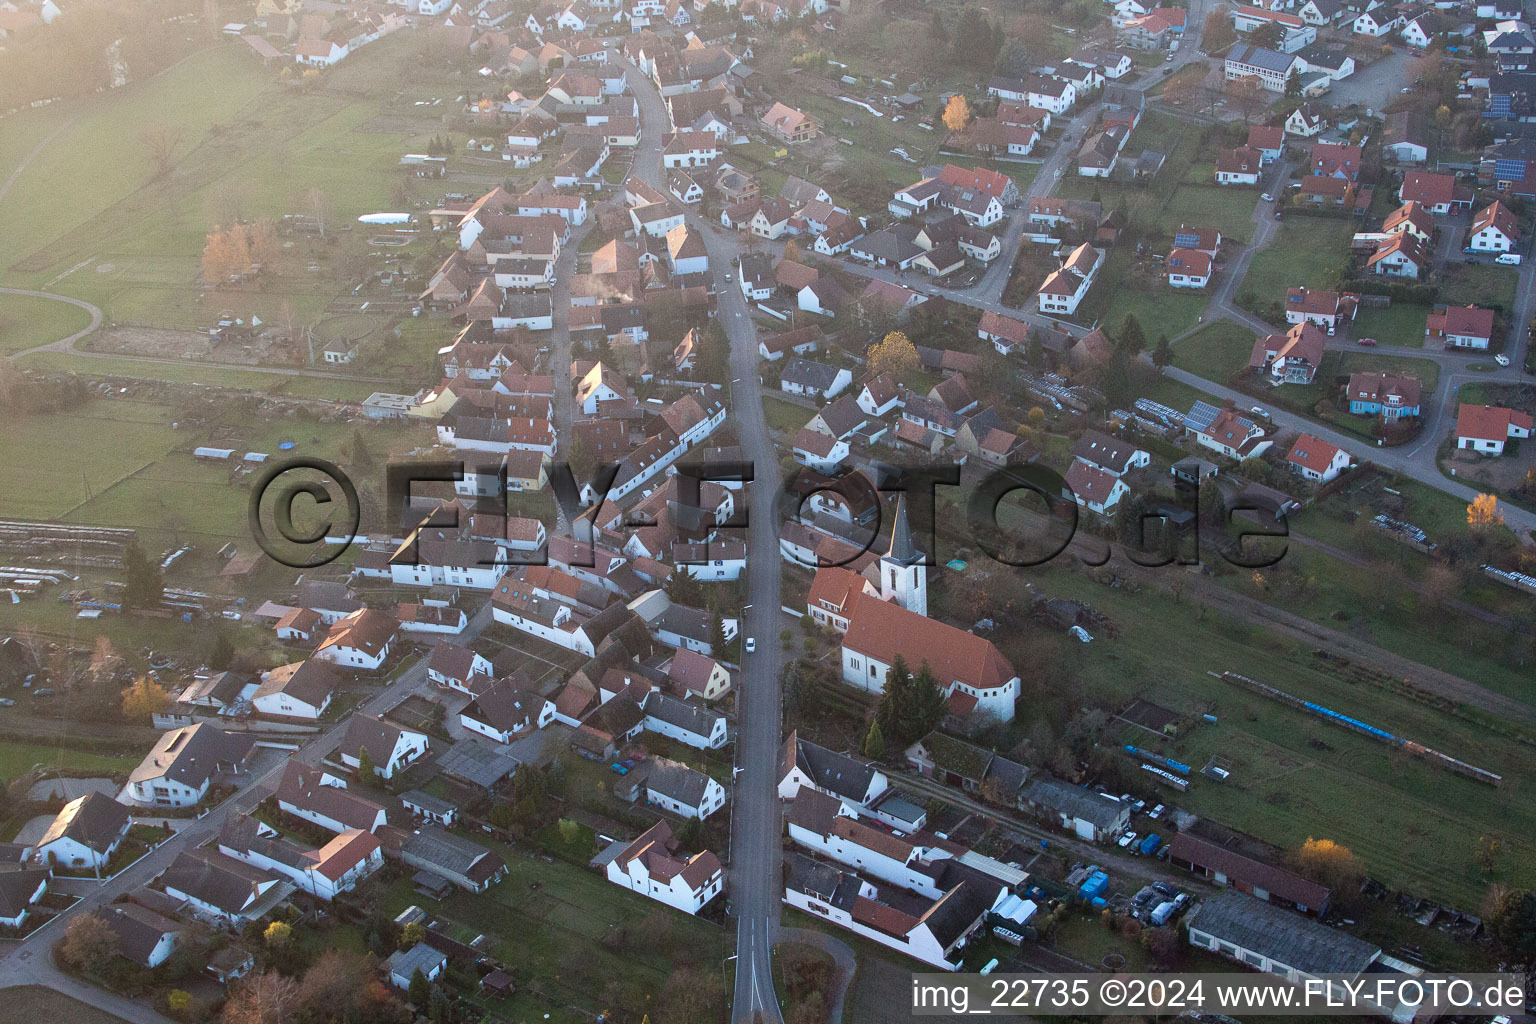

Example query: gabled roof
[1457,403,1535,441]
[37,792,129,854]
[840,592,1017,692]
[1170,832,1333,910]
[274,761,386,832]
[130,725,255,791]
[780,729,881,803]
[1285,433,1345,474]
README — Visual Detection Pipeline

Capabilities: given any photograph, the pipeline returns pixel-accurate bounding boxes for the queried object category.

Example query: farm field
[0,396,435,549]
[0,34,476,396]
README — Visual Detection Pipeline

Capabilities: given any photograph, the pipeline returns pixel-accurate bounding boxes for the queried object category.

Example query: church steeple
[886,494,919,564]
[879,494,927,616]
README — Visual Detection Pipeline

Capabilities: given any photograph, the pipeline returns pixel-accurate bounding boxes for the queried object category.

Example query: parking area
[1324,49,1412,110]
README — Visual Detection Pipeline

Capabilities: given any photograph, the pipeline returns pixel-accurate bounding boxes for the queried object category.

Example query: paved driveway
[1325,49,1412,111]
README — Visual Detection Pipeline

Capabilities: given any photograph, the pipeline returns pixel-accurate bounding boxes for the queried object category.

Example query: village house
[1285,433,1351,482]
[1037,243,1103,316]
[125,725,255,808]
[778,730,890,812]
[1184,401,1274,459]
[274,762,389,835]
[1347,371,1422,420]
[1167,248,1212,288]
[1399,171,1473,214]
[1215,146,1263,185]
[337,714,430,779]
[157,847,293,928]
[313,608,398,671]
[1456,403,1534,454]
[251,660,337,720]
[1426,304,1496,350]
[617,756,727,819]
[1468,200,1521,251]
[599,819,723,913]
[34,793,130,871]
[1250,322,1326,385]
[1283,287,1357,333]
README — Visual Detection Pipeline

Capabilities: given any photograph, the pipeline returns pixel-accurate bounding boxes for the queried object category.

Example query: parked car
[1357,337,1377,346]
[744,636,756,653]
[1496,353,1511,366]
[1148,803,1165,819]
[0,699,14,707]
[1261,193,1274,202]
[1117,830,1138,849]
[1496,253,1523,265]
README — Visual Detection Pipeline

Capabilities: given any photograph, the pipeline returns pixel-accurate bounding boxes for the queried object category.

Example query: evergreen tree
[408,968,430,1008]
[1119,314,1146,355]
[428,984,452,1023]
[905,665,948,743]
[708,613,727,657]
[863,720,886,760]
[121,540,163,609]
[1026,331,1043,368]
[357,745,376,783]
[1101,346,1133,410]
[1152,334,1172,369]
[874,656,912,741]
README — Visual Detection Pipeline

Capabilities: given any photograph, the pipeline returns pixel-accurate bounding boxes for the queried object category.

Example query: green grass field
[0,396,433,549]
[1238,219,1354,309]
[0,294,93,355]
[1170,319,1255,382]
[0,743,139,783]
[0,35,475,396]
[942,560,1536,908]
[1439,263,1520,312]
[1352,302,1429,348]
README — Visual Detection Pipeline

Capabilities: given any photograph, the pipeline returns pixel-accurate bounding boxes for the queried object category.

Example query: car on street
[1357,337,1377,346]
[1496,353,1511,366]
[725,273,733,281]
[0,699,14,707]
[744,637,756,653]
[1261,193,1274,202]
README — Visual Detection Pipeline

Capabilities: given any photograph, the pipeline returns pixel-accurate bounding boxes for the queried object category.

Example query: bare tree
[141,122,182,179]
[307,187,331,236]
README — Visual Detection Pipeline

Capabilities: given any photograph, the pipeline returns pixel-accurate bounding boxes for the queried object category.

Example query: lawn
[0,395,432,550]
[1084,248,1209,340]
[1157,184,1259,245]
[374,833,726,1022]
[763,394,812,436]
[0,399,179,521]
[0,743,139,784]
[1169,319,1256,382]
[0,294,93,355]
[1438,263,1520,312]
[14,350,383,401]
[0,987,129,1024]
[1237,219,1355,315]
[0,35,472,394]
[1352,301,1429,348]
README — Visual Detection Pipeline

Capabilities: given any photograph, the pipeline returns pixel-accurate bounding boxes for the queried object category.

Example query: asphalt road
[622,57,789,1024]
